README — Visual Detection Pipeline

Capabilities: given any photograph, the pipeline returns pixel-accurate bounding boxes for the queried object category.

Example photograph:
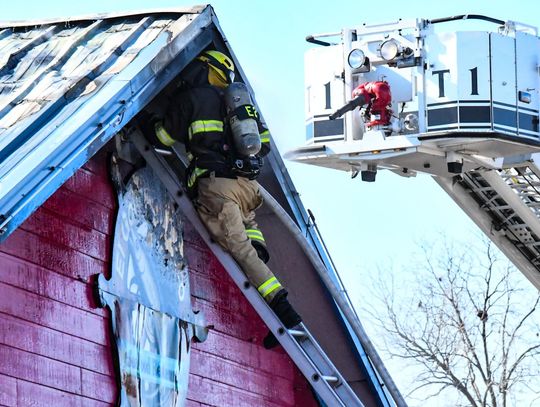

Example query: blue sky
[4,1,540,405]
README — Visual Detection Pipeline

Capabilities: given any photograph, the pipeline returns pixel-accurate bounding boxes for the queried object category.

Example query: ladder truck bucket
[287,16,540,181]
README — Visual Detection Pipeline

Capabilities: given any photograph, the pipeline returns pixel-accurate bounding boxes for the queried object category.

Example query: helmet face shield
[208,65,229,87]
[197,50,235,87]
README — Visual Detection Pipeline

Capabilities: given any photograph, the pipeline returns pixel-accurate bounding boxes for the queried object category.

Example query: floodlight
[348,49,366,69]
[379,40,400,61]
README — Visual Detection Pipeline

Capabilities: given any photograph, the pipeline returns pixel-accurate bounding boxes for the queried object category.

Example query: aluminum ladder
[435,161,540,290]
[128,129,365,407]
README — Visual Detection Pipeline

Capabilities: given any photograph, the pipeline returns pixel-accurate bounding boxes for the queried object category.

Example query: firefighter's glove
[137,110,164,146]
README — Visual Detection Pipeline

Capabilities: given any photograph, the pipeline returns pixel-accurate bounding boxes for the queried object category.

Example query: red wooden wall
[0,152,318,407]
[0,152,117,407]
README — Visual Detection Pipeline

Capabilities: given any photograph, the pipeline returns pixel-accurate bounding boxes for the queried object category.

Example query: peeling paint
[98,165,204,407]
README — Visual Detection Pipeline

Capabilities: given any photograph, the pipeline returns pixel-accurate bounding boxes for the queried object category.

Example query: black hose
[329,95,367,120]
[428,14,505,26]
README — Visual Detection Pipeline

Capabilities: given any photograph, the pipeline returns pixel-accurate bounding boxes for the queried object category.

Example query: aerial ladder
[288,15,540,291]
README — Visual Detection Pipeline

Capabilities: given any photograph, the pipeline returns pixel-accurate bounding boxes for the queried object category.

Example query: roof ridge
[0,5,209,28]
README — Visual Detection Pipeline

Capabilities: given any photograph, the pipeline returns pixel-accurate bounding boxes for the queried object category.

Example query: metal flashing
[0,5,208,28]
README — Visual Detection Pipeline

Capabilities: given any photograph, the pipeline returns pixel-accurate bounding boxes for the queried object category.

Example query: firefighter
[150,49,301,349]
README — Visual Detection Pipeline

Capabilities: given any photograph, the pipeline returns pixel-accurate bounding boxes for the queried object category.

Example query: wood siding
[0,151,116,407]
[0,153,317,407]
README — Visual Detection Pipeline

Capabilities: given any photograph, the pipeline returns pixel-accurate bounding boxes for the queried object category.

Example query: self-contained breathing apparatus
[181,81,265,197]
[224,82,263,180]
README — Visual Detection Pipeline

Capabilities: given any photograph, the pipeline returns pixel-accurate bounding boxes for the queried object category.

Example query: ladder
[128,129,365,407]
[435,160,540,290]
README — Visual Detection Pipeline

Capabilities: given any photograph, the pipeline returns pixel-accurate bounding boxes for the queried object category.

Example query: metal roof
[0,6,213,239]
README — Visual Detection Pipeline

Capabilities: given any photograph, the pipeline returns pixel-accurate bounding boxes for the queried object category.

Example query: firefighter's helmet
[197,50,235,88]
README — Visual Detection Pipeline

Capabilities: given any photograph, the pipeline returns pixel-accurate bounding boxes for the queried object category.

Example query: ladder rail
[260,183,408,407]
[129,129,365,407]
[435,167,540,290]
[480,170,540,241]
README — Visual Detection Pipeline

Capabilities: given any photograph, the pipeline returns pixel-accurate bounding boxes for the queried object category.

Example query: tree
[368,239,540,407]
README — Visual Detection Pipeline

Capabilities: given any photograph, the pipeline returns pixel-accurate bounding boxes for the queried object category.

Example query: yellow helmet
[197,50,235,88]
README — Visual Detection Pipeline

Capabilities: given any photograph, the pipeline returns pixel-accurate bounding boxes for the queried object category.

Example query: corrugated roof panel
[0,6,215,239]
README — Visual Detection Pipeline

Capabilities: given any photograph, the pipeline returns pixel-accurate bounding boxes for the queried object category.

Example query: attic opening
[127,33,239,148]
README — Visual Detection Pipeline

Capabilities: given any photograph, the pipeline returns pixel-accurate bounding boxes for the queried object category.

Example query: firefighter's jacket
[154,84,271,187]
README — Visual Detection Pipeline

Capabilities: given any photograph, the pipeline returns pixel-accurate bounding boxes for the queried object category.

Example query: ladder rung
[471,186,494,193]
[320,375,340,384]
[489,204,511,210]
[155,148,173,156]
[289,328,308,338]
[525,241,540,247]
[496,213,517,224]
[479,196,504,208]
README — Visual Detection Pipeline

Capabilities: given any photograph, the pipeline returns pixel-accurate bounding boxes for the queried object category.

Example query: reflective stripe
[257,277,282,299]
[246,228,265,242]
[188,120,224,140]
[260,130,270,144]
[155,122,175,147]
[187,167,208,188]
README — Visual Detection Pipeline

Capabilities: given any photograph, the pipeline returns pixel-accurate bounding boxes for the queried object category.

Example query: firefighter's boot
[263,290,302,349]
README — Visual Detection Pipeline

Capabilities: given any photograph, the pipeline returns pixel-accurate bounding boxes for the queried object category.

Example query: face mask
[208,65,234,88]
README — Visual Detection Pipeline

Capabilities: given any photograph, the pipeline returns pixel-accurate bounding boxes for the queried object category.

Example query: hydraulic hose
[259,186,408,407]
[428,14,505,26]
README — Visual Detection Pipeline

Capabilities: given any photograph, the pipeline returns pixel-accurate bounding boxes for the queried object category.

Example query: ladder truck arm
[436,158,540,290]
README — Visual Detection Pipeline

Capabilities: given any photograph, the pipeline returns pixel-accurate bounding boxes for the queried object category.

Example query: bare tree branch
[364,238,540,406]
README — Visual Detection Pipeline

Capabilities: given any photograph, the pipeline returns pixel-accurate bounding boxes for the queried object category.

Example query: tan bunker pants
[195,176,282,303]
